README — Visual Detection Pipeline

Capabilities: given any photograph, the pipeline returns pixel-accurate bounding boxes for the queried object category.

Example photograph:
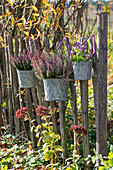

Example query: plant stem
[73,132,77,164]
[26,112,37,129]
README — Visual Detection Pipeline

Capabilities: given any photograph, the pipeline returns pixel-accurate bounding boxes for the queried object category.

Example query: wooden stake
[80,37,89,158]
[8,34,21,135]
[80,80,89,157]
[25,88,37,148]
[96,12,107,157]
[59,101,68,164]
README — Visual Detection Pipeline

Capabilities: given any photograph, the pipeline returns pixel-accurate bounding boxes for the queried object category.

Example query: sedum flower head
[70,125,87,135]
[36,105,49,116]
[15,107,29,119]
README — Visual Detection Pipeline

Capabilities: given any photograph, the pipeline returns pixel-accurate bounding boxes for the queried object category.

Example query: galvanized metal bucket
[17,70,37,88]
[43,79,69,101]
[73,61,92,80]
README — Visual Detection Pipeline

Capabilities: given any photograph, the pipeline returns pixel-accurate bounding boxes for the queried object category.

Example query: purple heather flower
[92,51,97,58]
[89,49,92,52]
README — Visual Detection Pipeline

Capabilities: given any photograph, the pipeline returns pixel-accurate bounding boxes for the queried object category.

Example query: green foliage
[99,151,113,170]
[36,113,63,169]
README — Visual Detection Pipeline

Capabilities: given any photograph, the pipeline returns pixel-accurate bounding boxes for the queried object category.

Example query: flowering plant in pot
[70,33,96,80]
[11,50,37,88]
[29,49,72,101]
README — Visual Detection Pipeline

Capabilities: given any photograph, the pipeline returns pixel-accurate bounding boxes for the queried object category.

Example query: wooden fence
[0,12,108,168]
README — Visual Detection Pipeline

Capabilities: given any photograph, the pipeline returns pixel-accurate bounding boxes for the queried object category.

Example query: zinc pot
[17,70,37,88]
[72,61,92,80]
[43,79,69,101]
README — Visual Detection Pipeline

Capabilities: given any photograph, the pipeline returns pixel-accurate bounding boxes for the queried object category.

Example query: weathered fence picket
[80,37,89,158]
[96,12,107,157]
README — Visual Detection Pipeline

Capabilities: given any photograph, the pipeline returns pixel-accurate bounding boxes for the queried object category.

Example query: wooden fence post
[31,87,41,125]
[80,37,89,158]
[25,88,37,148]
[8,34,21,135]
[96,12,107,158]
[59,101,68,164]
[0,75,4,126]
[65,37,78,126]
[80,80,89,157]
[4,33,14,134]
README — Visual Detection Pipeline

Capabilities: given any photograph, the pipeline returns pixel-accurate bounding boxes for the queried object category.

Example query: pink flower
[70,125,87,135]
[21,107,29,113]
[36,105,49,116]
[15,109,21,119]
[15,107,29,119]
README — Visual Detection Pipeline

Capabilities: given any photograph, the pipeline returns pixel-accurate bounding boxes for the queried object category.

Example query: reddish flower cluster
[107,120,113,130]
[50,108,57,111]
[70,125,87,135]
[36,105,49,116]
[15,107,29,119]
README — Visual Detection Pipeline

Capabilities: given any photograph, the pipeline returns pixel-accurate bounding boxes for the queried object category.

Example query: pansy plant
[70,33,96,62]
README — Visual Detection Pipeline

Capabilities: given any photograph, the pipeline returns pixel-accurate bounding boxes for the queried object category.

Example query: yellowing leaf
[33,13,39,17]
[29,20,32,27]
[42,16,47,24]
[0,36,3,41]
[22,4,28,8]
[37,137,42,147]
[44,150,52,161]
[31,34,34,39]
[7,0,13,7]
[108,40,113,43]
[66,5,72,12]
[11,18,14,25]
[42,0,50,7]
[6,9,10,15]
[17,23,23,28]
[50,7,56,14]
[36,28,40,33]
[31,126,34,133]
[72,29,77,35]
[84,9,87,14]
[78,5,82,8]
[0,42,5,47]
[58,25,63,32]
[69,31,72,39]
[56,19,59,28]
[5,83,11,85]
[30,5,38,12]
[2,101,8,109]
[21,0,25,4]
[24,31,29,36]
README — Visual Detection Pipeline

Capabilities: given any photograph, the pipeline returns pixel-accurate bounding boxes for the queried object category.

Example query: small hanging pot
[43,79,69,101]
[17,69,37,88]
[72,61,92,80]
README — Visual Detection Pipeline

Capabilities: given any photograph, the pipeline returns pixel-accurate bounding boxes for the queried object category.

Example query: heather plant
[29,48,72,79]
[16,105,63,170]
[10,50,32,70]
